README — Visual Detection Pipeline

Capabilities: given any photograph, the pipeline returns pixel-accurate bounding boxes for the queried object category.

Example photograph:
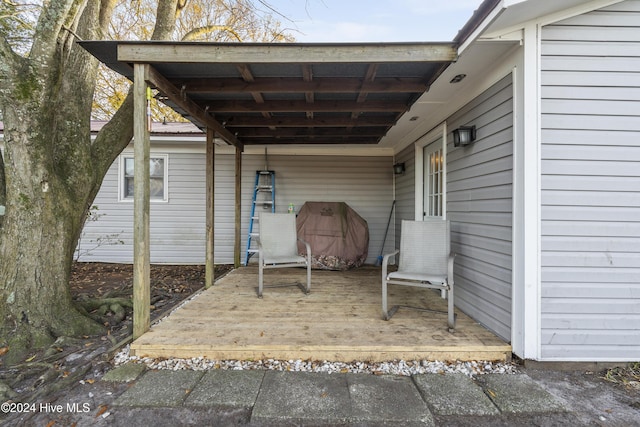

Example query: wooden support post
[133,63,151,339]
[205,128,215,288]
[234,146,242,267]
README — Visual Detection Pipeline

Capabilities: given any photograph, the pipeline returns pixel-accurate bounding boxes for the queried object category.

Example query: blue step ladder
[245,170,275,265]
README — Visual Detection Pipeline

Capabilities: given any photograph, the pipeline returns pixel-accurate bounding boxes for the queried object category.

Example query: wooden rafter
[236,127,387,137]
[302,64,314,119]
[172,77,429,93]
[236,64,271,120]
[223,116,395,127]
[198,100,408,113]
[145,66,242,148]
[241,136,380,145]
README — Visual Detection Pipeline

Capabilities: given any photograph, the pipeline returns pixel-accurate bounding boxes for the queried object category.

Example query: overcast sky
[266,0,483,42]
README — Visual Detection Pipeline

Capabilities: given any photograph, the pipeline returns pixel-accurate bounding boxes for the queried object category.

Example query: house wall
[539,1,640,360]
[393,144,416,251]
[78,147,394,265]
[446,75,514,341]
[392,76,514,342]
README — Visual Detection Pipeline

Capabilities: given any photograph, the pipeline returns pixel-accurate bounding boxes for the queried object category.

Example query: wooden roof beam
[236,64,271,121]
[200,100,408,113]
[118,42,458,64]
[352,64,378,121]
[242,136,381,145]
[225,116,395,127]
[174,77,429,93]
[302,64,314,119]
[237,127,387,137]
[145,65,242,148]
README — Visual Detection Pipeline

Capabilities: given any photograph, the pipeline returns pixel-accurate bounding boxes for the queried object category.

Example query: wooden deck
[131,266,512,362]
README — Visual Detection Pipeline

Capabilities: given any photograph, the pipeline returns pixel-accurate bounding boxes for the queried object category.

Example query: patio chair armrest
[382,249,399,266]
[382,249,399,281]
[448,253,456,286]
[297,237,312,256]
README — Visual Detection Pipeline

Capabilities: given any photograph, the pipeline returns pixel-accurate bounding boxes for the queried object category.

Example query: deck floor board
[131,266,511,362]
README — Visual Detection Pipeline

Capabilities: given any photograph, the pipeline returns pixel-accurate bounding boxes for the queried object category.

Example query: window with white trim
[120,155,168,201]
[423,139,444,218]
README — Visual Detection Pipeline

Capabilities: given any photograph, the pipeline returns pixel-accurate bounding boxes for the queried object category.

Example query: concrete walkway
[102,364,585,426]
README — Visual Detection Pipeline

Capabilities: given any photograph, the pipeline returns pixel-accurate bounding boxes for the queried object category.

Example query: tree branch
[90,0,185,182]
[0,35,22,99]
[153,0,186,40]
[182,25,242,42]
[30,0,83,63]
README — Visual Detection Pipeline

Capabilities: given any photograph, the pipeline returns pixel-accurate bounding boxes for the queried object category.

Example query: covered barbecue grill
[296,202,369,270]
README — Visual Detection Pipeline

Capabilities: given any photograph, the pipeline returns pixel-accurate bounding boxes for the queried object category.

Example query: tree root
[75,297,132,326]
[76,297,132,311]
[32,363,92,401]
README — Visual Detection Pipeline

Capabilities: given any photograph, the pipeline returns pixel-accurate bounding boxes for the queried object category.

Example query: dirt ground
[1,263,638,426]
[0,262,232,425]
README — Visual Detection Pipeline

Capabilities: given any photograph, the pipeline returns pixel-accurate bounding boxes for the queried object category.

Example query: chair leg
[305,261,311,294]
[382,280,389,320]
[447,284,455,331]
[258,262,264,298]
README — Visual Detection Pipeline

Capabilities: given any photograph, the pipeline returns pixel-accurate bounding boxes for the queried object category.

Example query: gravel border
[114,345,518,377]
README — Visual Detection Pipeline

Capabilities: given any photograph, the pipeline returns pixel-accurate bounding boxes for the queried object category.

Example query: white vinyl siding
[446,75,514,341]
[241,155,394,266]
[540,1,640,360]
[393,144,416,252]
[78,150,393,265]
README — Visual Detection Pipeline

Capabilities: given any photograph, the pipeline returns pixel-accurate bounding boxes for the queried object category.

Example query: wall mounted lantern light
[452,125,476,147]
[393,162,405,175]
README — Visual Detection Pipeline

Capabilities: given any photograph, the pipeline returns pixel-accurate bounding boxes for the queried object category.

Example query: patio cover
[79,41,457,148]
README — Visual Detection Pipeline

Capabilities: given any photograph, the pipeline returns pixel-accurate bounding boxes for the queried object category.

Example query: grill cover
[296,201,369,270]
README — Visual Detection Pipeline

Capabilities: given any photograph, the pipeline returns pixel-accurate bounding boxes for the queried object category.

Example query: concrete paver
[185,369,265,408]
[413,373,499,416]
[252,371,351,424]
[102,368,588,425]
[113,370,204,407]
[347,373,434,425]
[476,374,567,414]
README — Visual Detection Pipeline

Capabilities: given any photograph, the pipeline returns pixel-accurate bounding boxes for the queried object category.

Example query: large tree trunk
[0,5,105,364]
[0,117,104,353]
[0,0,184,365]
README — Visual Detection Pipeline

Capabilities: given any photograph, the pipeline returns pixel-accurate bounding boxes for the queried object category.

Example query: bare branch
[182,24,242,42]
[0,33,20,88]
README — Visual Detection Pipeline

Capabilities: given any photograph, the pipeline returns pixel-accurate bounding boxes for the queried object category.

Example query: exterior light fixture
[450,74,467,84]
[393,162,405,175]
[452,125,476,147]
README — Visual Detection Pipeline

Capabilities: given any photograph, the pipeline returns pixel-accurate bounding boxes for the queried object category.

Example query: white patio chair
[381,219,456,331]
[257,212,311,298]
